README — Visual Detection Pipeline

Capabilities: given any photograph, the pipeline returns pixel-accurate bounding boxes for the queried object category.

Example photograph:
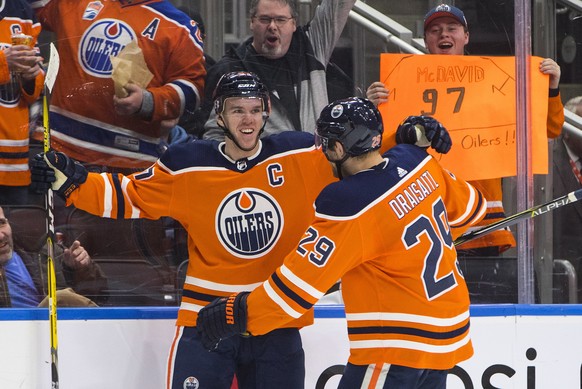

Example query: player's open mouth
[438,42,453,49]
[240,128,254,134]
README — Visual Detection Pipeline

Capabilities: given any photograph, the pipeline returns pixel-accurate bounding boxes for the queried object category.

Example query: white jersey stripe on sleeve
[184,275,262,293]
[264,279,303,319]
[101,172,113,218]
[120,175,140,218]
[280,265,326,300]
[448,182,478,226]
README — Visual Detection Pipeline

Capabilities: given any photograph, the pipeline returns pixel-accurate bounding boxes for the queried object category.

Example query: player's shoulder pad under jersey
[159,139,224,171]
[382,143,429,163]
[315,144,431,218]
[260,131,316,155]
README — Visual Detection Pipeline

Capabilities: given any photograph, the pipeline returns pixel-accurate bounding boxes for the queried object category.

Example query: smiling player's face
[220,97,265,159]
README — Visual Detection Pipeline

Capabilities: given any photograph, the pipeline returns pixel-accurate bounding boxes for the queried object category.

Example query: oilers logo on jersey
[216,188,283,259]
[79,19,135,77]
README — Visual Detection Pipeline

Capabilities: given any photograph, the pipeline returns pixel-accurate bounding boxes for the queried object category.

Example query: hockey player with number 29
[196,97,487,388]
[30,71,454,389]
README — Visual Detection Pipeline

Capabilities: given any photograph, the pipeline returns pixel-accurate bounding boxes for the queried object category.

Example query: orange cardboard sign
[379,54,549,181]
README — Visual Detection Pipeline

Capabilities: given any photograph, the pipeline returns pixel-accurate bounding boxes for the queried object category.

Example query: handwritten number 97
[421,87,465,115]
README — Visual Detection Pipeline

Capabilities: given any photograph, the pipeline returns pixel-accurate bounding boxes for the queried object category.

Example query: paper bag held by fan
[110,40,154,98]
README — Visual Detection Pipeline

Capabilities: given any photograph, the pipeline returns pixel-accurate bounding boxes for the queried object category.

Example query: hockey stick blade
[454,188,582,247]
[43,42,60,152]
[45,42,60,94]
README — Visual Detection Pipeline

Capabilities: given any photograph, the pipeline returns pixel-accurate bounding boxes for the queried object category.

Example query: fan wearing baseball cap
[423,4,468,55]
[366,3,565,259]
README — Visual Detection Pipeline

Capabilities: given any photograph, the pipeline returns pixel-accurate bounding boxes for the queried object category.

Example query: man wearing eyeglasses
[202,0,356,140]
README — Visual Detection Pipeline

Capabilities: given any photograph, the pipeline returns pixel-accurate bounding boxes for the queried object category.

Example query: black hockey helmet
[213,71,270,115]
[315,97,383,157]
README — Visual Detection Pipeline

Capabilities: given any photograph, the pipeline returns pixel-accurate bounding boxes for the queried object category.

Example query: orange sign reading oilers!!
[379,54,549,181]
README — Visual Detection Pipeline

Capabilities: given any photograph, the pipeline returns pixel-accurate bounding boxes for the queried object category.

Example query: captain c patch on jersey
[216,189,284,259]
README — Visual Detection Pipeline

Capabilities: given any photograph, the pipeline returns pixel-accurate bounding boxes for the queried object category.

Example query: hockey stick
[42,42,60,389]
[454,188,582,247]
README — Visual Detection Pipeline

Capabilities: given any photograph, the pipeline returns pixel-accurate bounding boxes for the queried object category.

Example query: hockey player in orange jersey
[196,97,487,388]
[30,70,454,388]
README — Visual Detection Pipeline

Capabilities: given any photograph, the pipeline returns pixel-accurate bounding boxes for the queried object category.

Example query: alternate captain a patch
[216,188,284,259]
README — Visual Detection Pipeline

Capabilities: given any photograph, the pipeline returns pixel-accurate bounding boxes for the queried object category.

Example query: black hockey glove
[196,292,250,351]
[30,151,88,199]
[396,115,452,154]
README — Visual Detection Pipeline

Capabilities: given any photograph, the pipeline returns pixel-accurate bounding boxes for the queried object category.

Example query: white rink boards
[0,305,581,389]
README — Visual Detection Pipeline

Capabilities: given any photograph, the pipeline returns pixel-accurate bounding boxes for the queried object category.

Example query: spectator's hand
[113,83,144,116]
[540,58,561,90]
[30,151,88,198]
[63,240,91,269]
[3,45,39,73]
[196,292,250,351]
[396,115,452,154]
[20,61,44,81]
[366,81,389,107]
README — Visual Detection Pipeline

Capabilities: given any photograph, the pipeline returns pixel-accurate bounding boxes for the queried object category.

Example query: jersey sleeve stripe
[448,184,485,227]
[279,265,326,300]
[345,310,470,326]
[350,332,471,353]
[170,80,201,112]
[100,172,113,218]
[179,301,205,313]
[120,176,141,218]
[181,289,223,303]
[111,173,125,219]
[458,187,486,227]
[167,83,186,115]
[483,211,506,221]
[264,279,303,319]
[447,182,477,226]
[184,275,263,293]
[0,139,29,147]
[347,321,470,340]
[271,272,313,310]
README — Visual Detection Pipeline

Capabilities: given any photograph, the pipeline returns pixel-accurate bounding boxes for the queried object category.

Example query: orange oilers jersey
[0,1,44,186]
[67,132,336,327]
[246,144,487,369]
[30,0,206,168]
